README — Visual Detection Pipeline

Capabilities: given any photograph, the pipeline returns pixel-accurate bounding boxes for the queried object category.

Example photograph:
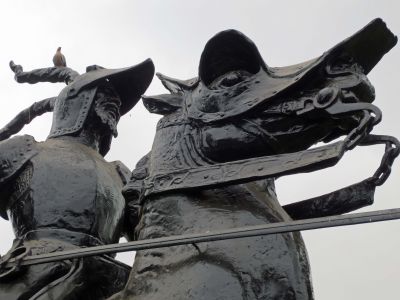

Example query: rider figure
[0,60,154,299]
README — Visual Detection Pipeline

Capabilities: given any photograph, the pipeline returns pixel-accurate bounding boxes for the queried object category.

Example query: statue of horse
[110,19,396,300]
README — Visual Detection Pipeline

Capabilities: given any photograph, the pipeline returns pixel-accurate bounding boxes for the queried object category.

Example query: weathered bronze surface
[0,18,398,300]
[0,59,154,299]
[110,19,397,300]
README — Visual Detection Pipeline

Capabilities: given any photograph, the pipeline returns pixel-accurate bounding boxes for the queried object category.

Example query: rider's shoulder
[0,135,38,185]
[0,134,38,155]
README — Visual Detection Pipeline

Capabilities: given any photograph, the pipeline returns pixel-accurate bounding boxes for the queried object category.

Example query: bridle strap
[283,134,400,220]
[124,89,398,221]
[143,140,346,196]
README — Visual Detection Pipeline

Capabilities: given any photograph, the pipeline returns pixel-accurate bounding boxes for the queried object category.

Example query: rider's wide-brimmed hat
[49,59,155,139]
[65,59,155,116]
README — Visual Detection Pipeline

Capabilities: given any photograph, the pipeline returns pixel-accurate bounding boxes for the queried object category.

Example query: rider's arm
[0,98,55,142]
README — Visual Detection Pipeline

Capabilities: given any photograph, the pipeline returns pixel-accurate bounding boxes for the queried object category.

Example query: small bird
[53,47,67,67]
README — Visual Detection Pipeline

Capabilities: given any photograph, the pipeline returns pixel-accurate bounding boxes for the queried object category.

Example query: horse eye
[219,73,244,87]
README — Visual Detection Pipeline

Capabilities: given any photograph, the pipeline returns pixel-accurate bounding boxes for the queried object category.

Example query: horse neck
[149,116,212,175]
[147,115,287,221]
[139,178,289,240]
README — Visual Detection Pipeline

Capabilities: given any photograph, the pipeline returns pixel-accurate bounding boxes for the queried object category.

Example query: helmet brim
[67,58,155,115]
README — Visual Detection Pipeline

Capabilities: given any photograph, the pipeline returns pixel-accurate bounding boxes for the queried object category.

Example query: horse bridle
[138,86,398,200]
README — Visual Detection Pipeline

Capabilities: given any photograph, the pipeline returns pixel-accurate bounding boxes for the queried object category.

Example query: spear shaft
[4,207,400,269]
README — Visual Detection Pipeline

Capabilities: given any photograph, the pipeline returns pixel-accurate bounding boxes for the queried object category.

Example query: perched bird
[53,47,67,67]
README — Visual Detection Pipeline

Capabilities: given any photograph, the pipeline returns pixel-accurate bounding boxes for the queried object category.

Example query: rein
[137,88,398,207]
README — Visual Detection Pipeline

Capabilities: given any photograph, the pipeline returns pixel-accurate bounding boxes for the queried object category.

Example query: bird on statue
[53,47,66,67]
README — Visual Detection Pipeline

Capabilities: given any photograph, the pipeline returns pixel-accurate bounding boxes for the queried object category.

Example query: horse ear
[142,94,183,115]
[157,73,198,94]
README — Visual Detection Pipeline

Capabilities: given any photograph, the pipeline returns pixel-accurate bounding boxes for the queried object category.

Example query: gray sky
[0,1,399,299]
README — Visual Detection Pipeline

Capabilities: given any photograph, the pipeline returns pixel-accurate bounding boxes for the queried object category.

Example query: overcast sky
[0,1,399,299]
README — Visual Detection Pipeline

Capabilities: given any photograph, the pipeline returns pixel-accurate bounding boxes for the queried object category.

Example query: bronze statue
[0,18,398,300]
[0,60,154,299]
[110,19,397,299]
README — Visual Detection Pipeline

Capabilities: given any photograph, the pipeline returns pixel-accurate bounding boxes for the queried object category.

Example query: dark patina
[111,19,398,300]
[0,59,154,299]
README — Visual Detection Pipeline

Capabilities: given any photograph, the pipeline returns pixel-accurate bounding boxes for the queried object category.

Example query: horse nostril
[342,91,359,103]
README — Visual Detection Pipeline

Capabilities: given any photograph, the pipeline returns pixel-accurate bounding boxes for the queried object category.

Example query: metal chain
[344,110,377,150]
[361,134,400,186]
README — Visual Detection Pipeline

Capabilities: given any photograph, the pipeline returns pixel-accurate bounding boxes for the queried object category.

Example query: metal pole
[4,207,400,268]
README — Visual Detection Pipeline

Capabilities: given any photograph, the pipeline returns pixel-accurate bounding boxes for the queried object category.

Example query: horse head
[116,20,397,300]
[143,20,395,175]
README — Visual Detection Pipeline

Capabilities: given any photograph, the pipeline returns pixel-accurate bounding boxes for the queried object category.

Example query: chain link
[343,111,376,150]
[360,134,400,186]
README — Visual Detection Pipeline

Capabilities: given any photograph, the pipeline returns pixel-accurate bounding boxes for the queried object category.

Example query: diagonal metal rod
[4,207,400,268]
